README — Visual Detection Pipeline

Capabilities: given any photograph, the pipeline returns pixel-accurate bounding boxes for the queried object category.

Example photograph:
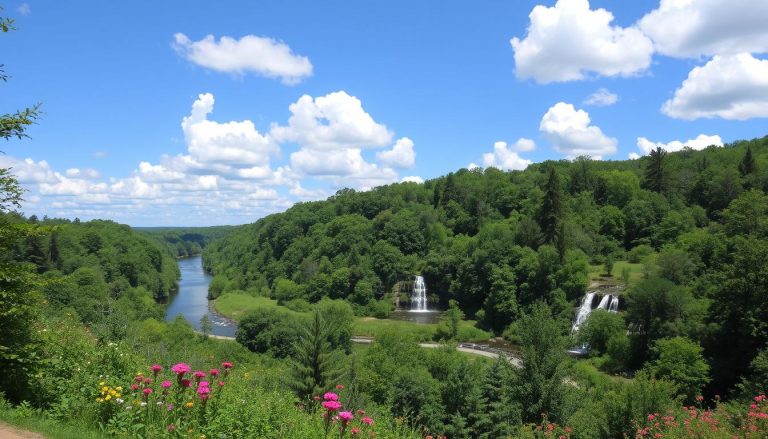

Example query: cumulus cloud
[584,88,619,107]
[173,33,312,84]
[628,152,641,160]
[662,54,768,120]
[182,93,278,166]
[510,0,653,83]
[479,140,534,171]
[638,0,768,58]
[11,91,416,224]
[540,102,617,159]
[271,91,406,190]
[636,134,723,155]
[376,137,415,168]
[271,91,393,151]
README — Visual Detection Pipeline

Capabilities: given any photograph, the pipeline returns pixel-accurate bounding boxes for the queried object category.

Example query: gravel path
[0,423,46,439]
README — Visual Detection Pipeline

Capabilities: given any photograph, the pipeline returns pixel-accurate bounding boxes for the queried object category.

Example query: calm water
[165,256,236,337]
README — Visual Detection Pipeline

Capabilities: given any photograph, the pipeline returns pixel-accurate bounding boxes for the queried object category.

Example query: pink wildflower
[209,368,220,377]
[324,392,339,401]
[218,381,225,387]
[143,388,152,397]
[199,380,209,388]
[197,385,210,400]
[351,427,361,435]
[361,416,374,426]
[336,384,345,390]
[339,411,354,422]
[171,363,191,375]
[322,401,342,412]
[180,378,191,388]
[150,364,163,374]
[130,384,139,391]
[194,370,206,380]
[161,380,172,388]
[222,361,233,369]
[144,378,151,385]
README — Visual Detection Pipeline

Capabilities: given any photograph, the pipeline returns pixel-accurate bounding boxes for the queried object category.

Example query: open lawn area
[213,293,491,342]
[589,260,645,290]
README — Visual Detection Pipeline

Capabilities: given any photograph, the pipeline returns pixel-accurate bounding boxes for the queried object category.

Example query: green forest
[4,6,768,438]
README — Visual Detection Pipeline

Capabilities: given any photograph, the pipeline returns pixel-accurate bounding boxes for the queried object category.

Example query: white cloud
[65,168,100,180]
[638,0,768,58]
[10,91,417,224]
[182,93,278,166]
[271,91,392,151]
[628,152,641,160]
[510,0,653,83]
[172,33,312,84]
[401,176,424,184]
[0,157,58,184]
[636,134,723,155]
[376,137,415,168]
[540,102,617,159]
[16,3,30,15]
[480,140,534,171]
[584,88,619,107]
[662,54,768,120]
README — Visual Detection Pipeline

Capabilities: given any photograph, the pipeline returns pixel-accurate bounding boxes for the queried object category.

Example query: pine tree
[477,358,519,438]
[739,145,756,175]
[643,147,669,193]
[540,167,564,245]
[289,309,341,406]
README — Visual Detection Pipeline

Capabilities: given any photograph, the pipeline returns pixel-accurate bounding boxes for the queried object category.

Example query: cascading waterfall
[596,294,611,310]
[609,295,620,312]
[571,292,596,333]
[411,275,428,312]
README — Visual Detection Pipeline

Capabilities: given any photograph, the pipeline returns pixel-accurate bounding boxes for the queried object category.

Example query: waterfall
[596,294,611,310]
[609,295,620,312]
[411,275,428,312]
[571,292,596,333]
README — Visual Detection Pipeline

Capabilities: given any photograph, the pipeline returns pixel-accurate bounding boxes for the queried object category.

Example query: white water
[571,292,596,333]
[411,275,429,312]
[609,295,620,312]
[596,294,611,310]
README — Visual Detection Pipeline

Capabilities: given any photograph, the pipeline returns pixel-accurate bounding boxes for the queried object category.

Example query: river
[165,255,237,337]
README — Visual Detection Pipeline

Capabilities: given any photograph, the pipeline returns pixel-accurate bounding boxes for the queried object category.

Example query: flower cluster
[319,387,375,438]
[95,381,123,404]
[635,394,768,438]
[97,360,233,437]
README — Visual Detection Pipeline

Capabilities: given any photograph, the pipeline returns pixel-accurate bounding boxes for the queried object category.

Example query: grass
[589,260,645,290]
[214,292,491,343]
[352,317,491,342]
[213,293,307,320]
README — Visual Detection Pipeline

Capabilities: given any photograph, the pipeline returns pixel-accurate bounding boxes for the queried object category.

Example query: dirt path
[0,423,46,439]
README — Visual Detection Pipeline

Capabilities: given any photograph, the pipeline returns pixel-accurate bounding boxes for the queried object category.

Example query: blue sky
[2,0,767,226]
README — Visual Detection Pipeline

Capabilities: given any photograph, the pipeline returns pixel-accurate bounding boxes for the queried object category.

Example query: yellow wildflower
[96,398,103,403]
[102,386,109,392]
[185,402,194,408]
[116,386,122,392]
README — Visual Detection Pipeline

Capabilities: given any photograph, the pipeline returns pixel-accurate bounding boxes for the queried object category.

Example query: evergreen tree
[289,309,341,405]
[477,358,519,438]
[540,167,564,245]
[643,147,669,193]
[739,145,756,175]
[512,302,569,423]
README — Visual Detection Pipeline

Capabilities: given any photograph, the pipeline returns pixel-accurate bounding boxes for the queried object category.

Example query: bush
[628,244,654,263]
